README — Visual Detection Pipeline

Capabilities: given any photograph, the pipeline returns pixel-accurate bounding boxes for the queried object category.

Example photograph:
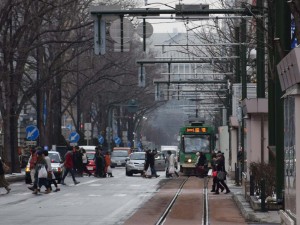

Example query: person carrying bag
[214,151,230,194]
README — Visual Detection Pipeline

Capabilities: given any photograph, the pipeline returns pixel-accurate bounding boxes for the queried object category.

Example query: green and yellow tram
[179,120,215,175]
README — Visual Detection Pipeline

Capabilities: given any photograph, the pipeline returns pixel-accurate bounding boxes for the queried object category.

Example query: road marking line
[89,184,103,186]
[113,194,127,197]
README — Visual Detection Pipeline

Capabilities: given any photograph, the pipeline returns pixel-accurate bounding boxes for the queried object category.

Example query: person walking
[44,150,60,192]
[214,151,230,194]
[210,152,224,192]
[144,149,159,178]
[0,157,11,194]
[61,150,80,185]
[81,148,92,177]
[94,147,105,178]
[166,150,179,178]
[74,146,83,176]
[104,152,113,177]
[195,152,207,178]
[27,147,37,190]
[32,150,51,194]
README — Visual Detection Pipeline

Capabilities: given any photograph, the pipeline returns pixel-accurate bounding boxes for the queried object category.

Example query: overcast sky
[139,0,221,33]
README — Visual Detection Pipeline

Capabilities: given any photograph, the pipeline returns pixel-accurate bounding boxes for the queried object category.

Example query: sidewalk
[226,177,281,224]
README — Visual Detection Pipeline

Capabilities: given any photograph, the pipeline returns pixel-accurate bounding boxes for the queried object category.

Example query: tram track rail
[202,176,210,225]
[155,177,189,225]
[155,176,210,225]
[124,175,252,225]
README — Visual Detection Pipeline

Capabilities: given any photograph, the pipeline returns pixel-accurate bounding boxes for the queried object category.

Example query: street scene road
[0,168,162,225]
[1,167,281,225]
[0,1,297,224]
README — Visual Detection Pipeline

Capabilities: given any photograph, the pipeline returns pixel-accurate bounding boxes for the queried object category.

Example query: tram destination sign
[185,127,207,133]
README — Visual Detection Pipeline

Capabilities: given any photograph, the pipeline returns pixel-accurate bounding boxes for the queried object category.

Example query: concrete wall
[218,126,230,171]
[245,114,268,178]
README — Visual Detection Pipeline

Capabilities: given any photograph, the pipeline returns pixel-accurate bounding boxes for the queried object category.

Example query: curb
[5,174,25,183]
[233,193,281,224]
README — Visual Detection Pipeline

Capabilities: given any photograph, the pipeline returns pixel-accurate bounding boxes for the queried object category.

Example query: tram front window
[184,135,210,153]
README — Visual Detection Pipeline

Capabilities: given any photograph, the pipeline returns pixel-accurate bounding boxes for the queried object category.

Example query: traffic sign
[66,124,72,130]
[84,123,92,131]
[25,141,37,146]
[69,132,80,143]
[84,130,91,137]
[25,125,39,141]
[114,137,121,145]
[137,142,142,148]
[127,99,138,113]
[98,135,104,144]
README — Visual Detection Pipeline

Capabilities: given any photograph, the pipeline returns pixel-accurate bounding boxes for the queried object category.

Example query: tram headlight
[188,158,192,163]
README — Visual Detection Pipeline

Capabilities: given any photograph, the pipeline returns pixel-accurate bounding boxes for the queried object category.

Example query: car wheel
[25,174,32,184]
[25,178,31,184]
[126,169,132,176]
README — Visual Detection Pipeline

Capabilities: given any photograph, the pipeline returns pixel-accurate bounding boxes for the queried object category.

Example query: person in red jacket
[61,150,80,185]
[27,147,37,191]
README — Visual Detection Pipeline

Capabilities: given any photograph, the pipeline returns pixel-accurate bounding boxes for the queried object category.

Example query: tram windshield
[183,135,210,153]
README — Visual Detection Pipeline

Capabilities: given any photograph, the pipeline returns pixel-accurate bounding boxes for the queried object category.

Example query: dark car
[111,150,129,167]
[25,151,63,184]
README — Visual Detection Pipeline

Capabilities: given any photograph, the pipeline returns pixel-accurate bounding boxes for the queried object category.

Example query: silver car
[111,150,129,167]
[125,152,145,176]
[155,152,166,171]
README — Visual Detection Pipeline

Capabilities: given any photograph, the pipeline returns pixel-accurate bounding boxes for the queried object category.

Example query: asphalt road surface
[0,167,163,225]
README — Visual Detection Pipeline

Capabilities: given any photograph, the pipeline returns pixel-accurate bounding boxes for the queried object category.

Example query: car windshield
[130,153,145,160]
[49,153,61,163]
[112,151,128,157]
[86,152,95,160]
[184,135,211,153]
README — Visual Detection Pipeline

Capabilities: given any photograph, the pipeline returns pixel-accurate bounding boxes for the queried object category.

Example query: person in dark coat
[143,149,159,178]
[73,146,83,176]
[0,158,11,194]
[195,152,208,177]
[214,152,230,194]
[210,153,224,192]
[94,147,105,178]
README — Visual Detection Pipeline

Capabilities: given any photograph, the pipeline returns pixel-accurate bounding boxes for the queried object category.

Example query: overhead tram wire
[137,15,255,20]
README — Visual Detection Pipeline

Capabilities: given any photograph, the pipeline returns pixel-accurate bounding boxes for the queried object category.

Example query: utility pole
[240,16,247,173]
[271,0,290,202]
